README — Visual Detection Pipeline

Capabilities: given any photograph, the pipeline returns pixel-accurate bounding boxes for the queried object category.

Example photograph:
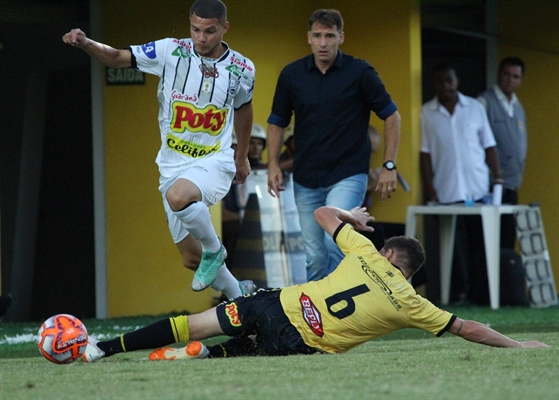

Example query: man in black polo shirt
[266,9,402,281]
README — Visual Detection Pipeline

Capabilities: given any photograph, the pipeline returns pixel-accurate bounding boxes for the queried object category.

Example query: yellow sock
[169,315,190,343]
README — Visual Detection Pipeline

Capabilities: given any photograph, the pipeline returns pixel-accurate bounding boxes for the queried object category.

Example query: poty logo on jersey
[300,293,324,337]
[225,303,241,327]
[229,56,253,72]
[141,42,157,59]
[171,101,228,136]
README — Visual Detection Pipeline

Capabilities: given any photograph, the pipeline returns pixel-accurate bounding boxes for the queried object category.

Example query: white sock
[211,264,241,298]
[173,202,221,252]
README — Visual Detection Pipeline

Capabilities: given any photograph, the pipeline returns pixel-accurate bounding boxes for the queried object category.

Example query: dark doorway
[420,1,489,304]
[0,0,94,321]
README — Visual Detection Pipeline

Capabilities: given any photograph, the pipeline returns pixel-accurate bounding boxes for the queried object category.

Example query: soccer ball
[37,314,88,364]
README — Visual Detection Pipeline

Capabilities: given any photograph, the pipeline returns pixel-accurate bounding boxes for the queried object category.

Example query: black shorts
[216,289,317,356]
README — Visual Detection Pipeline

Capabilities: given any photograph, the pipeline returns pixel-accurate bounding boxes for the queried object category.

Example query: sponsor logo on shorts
[166,133,220,158]
[141,41,157,59]
[225,302,241,327]
[300,293,323,337]
[171,101,228,136]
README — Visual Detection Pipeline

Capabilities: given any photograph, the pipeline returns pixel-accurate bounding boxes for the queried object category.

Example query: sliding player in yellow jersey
[82,206,548,362]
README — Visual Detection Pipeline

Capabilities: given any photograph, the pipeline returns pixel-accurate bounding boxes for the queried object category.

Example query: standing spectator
[222,123,268,269]
[247,123,268,170]
[478,57,527,249]
[266,9,401,282]
[62,0,256,298]
[420,61,502,304]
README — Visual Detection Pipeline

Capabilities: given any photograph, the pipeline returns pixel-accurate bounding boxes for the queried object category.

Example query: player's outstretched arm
[62,28,132,69]
[448,317,549,348]
[314,206,375,238]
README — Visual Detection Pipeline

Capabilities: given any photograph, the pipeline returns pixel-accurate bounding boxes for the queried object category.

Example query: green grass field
[1,306,558,400]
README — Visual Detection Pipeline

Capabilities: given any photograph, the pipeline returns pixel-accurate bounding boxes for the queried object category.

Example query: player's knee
[166,187,188,211]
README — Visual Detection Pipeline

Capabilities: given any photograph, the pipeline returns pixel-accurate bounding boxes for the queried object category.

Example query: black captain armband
[332,222,347,243]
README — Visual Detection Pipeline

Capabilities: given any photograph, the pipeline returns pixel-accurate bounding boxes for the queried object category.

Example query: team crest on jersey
[202,81,213,94]
[141,42,157,59]
[171,101,228,136]
[199,61,219,78]
[228,78,240,97]
[300,293,324,337]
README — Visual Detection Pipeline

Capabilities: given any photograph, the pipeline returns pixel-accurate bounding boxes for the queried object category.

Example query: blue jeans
[294,174,367,281]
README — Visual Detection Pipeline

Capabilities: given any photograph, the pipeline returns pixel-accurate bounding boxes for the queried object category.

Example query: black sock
[98,318,176,357]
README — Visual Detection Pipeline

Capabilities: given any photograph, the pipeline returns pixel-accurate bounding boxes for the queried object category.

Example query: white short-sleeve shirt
[421,92,496,203]
[130,39,255,178]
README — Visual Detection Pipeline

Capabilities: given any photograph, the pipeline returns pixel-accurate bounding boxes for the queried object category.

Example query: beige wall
[100,0,421,317]
[498,0,559,285]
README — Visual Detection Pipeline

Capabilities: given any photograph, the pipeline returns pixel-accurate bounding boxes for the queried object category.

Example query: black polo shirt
[268,51,397,188]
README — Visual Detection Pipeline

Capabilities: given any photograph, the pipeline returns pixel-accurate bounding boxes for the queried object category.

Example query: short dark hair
[190,0,227,24]
[383,236,425,276]
[433,61,457,75]
[308,9,344,32]
[499,56,525,75]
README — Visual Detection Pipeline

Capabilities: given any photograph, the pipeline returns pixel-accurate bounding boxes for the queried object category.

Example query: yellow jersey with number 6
[280,223,455,353]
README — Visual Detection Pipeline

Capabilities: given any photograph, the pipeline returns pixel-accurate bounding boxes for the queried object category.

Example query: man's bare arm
[314,206,375,238]
[376,111,401,201]
[266,123,286,197]
[62,28,132,69]
[233,103,253,184]
[448,317,549,348]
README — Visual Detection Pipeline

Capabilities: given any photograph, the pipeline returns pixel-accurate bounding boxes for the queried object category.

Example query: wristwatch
[383,160,397,171]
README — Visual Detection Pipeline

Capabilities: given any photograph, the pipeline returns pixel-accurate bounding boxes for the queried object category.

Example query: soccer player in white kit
[62,0,256,299]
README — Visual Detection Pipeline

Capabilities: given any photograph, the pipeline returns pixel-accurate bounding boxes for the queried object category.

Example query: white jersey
[130,38,255,178]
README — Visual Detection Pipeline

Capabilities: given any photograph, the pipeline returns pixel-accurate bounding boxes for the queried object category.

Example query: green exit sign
[106,67,145,86]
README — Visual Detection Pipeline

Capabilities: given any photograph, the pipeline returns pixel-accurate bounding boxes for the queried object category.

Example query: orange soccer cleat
[148,341,209,361]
